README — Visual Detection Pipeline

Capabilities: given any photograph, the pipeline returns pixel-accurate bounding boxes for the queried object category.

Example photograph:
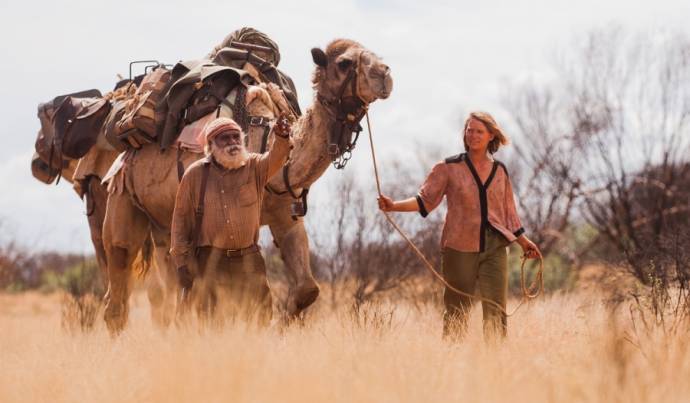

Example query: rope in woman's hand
[364,111,544,317]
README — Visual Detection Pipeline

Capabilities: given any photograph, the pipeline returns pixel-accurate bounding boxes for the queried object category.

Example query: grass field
[1,291,688,403]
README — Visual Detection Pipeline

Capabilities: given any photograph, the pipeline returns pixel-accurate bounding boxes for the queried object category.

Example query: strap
[193,162,211,253]
[176,147,184,181]
[259,125,270,153]
[264,183,288,196]
[223,244,260,258]
[282,163,305,199]
[336,69,356,100]
[55,147,63,185]
[300,188,309,215]
[128,181,166,231]
[47,141,59,185]
[85,177,95,216]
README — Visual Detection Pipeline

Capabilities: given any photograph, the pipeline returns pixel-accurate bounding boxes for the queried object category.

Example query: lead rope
[364,111,544,317]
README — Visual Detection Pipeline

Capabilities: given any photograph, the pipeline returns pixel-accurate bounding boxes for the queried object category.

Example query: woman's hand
[377,196,421,212]
[517,235,542,259]
[378,195,395,211]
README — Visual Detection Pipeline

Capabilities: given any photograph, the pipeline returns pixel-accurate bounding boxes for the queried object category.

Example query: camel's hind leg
[146,230,178,329]
[102,190,150,335]
[84,175,109,289]
[263,193,320,319]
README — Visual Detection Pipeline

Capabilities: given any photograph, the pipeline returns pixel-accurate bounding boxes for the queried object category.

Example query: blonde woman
[378,111,541,338]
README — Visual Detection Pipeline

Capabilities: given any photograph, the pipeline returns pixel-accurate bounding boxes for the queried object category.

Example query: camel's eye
[337,59,353,71]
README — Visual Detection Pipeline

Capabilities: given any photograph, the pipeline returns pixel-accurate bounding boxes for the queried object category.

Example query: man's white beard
[208,142,249,170]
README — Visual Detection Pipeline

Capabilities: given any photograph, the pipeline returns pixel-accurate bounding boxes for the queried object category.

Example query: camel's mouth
[378,75,393,100]
[364,66,393,103]
[364,65,393,102]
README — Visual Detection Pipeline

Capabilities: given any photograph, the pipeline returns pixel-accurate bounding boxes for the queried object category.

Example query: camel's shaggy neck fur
[276,100,336,190]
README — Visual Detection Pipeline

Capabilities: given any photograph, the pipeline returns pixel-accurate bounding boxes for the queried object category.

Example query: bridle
[315,51,369,170]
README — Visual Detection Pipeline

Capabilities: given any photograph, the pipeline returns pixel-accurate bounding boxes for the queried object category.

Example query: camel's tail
[132,234,154,279]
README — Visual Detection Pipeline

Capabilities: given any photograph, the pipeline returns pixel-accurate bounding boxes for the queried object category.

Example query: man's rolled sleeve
[417,161,449,218]
[257,133,291,188]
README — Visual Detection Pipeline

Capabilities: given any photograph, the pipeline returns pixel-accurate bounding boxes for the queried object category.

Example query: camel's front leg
[146,230,178,329]
[102,190,151,335]
[262,193,320,317]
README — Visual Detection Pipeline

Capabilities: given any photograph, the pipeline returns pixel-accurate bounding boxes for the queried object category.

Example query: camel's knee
[107,246,130,271]
[282,223,308,247]
[270,218,306,249]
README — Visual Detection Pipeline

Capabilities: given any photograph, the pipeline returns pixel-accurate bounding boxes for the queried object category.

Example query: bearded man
[170,116,291,325]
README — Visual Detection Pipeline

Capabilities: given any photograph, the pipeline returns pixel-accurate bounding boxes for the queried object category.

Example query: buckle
[249,116,269,126]
[225,245,259,257]
[327,144,340,156]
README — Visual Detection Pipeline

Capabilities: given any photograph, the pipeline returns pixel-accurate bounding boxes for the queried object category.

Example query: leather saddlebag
[35,89,103,167]
[53,97,112,159]
[31,152,61,184]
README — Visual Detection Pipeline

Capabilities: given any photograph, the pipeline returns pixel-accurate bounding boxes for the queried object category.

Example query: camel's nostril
[379,74,393,99]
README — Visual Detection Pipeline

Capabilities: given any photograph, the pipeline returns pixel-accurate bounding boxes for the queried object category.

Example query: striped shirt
[417,153,524,253]
[170,135,289,267]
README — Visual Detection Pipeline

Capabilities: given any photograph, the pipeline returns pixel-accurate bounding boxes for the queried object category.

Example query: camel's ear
[311,48,328,68]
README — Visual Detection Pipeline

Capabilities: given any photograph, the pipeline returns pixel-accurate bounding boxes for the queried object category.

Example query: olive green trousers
[193,247,272,327]
[442,228,509,339]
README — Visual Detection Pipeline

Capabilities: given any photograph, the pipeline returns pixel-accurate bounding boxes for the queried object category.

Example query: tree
[505,27,690,323]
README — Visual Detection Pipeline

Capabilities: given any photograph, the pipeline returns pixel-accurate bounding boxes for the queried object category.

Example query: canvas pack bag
[159,61,249,149]
[115,66,171,148]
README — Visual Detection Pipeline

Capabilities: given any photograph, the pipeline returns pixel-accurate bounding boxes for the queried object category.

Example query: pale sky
[0,0,688,252]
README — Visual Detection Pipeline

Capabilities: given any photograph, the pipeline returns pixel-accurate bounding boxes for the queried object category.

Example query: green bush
[39,258,104,297]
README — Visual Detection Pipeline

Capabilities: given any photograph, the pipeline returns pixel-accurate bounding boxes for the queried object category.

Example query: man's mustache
[223,145,244,153]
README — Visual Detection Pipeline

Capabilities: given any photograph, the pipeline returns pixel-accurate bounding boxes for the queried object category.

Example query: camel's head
[311,39,393,105]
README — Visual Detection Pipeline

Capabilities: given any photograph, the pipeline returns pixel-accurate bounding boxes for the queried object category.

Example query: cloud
[0,0,688,251]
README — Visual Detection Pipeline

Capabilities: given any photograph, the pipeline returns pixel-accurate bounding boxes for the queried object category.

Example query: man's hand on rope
[273,113,292,138]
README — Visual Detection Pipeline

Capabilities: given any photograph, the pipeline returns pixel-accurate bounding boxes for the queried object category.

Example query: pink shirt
[417,153,524,253]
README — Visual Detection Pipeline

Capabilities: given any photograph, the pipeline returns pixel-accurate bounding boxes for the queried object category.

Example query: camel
[32,93,167,325]
[102,38,393,333]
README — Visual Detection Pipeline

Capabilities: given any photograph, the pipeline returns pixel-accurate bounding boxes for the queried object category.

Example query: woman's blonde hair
[463,111,509,154]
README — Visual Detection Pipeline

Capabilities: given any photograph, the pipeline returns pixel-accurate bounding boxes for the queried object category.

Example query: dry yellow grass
[1,291,688,403]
